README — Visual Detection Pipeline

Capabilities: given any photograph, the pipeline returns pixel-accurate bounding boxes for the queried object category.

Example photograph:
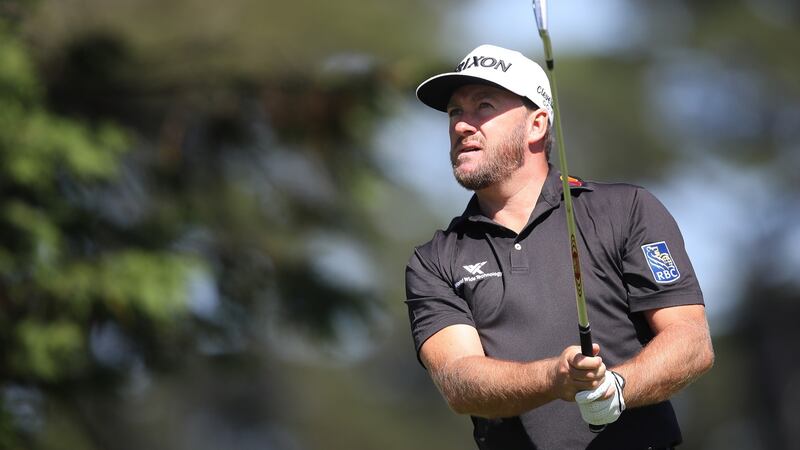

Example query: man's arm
[611,304,714,408]
[419,324,607,419]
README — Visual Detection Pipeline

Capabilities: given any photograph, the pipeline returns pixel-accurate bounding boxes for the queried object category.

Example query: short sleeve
[405,244,475,361]
[622,188,704,312]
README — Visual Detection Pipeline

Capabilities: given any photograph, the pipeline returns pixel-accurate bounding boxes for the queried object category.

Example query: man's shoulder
[582,179,670,211]
[576,178,652,209]
[582,178,645,195]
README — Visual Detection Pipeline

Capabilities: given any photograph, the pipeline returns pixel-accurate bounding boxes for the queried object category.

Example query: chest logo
[641,241,681,284]
[463,261,488,275]
[455,261,502,289]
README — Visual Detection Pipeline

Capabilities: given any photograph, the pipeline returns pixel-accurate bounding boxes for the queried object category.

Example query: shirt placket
[510,238,530,275]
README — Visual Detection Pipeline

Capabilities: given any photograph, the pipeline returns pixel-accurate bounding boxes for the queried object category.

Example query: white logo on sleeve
[463,261,488,275]
[455,261,502,288]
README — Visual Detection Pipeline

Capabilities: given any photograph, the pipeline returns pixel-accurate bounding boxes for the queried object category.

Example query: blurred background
[0,0,798,448]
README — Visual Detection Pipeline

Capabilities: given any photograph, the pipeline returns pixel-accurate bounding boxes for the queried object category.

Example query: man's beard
[451,124,527,191]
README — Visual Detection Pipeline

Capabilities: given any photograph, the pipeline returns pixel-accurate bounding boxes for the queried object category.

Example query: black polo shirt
[405,166,704,449]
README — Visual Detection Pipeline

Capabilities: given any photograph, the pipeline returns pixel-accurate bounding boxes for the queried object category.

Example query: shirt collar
[447,164,593,231]
[542,163,593,206]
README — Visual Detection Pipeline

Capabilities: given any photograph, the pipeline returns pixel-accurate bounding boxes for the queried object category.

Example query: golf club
[531,0,604,433]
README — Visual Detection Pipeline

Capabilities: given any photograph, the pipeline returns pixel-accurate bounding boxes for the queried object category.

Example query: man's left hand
[574,371,626,426]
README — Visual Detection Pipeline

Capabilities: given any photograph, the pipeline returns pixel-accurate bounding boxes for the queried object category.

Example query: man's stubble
[451,122,527,191]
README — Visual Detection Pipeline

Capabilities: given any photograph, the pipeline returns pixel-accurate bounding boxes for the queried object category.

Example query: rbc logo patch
[641,241,681,284]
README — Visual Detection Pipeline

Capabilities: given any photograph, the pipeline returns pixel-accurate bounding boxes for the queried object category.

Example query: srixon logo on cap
[455,55,512,73]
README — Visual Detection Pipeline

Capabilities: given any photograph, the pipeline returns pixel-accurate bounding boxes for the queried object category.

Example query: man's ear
[527,109,549,147]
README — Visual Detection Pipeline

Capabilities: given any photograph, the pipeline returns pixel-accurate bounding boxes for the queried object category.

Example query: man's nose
[452,117,477,136]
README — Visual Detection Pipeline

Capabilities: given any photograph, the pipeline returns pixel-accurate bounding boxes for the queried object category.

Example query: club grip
[579,324,605,433]
[578,323,593,357]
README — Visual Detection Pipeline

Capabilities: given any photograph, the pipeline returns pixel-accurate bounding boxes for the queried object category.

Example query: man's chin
[454,171,492,191]
[453,163,482,178]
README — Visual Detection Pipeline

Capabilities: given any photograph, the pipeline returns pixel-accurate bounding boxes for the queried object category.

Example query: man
[404,44,714,449]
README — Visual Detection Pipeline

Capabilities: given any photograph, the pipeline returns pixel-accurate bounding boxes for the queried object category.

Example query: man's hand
[551,344,606,402]
[575,371,626,425]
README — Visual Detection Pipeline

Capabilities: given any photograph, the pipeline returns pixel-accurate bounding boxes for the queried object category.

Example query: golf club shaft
[543,35,593,358]
[533,0,593,360]
[533,0,603,433]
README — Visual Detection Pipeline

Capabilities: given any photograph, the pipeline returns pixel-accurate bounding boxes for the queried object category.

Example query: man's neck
[475,162,549,234]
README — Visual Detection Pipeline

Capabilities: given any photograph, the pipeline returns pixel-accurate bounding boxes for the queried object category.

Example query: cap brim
[416,73,510,112]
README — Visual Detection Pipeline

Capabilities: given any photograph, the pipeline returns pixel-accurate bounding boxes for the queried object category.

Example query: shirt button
[514,243,522,250]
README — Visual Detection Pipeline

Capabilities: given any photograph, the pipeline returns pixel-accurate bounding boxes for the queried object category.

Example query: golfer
[404,44,714,449]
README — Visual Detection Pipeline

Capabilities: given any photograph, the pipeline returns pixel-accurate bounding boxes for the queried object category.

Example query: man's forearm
[430,355,558,418]
[614,320,714,409]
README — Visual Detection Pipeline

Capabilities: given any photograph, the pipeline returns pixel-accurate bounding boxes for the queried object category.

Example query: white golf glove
[574,371,626,426]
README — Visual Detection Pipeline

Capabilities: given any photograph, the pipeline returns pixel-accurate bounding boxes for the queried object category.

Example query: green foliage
[37,252,196,321]
[0,18,199,440]
[0,99,127,192]
[24,0,447,83]
[11,320,86,382]
[0,408,21,450]
[0,30,38,104]
[0,0,447,443]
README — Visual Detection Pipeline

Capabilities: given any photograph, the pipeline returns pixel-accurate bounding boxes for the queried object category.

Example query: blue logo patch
[641,241,680,284]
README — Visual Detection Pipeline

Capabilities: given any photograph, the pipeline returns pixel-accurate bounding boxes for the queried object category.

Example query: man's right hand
[551,344,607,402]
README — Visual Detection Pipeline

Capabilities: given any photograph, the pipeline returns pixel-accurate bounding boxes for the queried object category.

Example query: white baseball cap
[416,44,553,124]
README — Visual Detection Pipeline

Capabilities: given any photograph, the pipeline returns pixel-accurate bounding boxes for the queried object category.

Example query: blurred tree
[0,18,206,447]
[0,0,462,448]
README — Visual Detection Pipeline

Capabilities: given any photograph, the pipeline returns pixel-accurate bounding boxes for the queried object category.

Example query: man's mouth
[455,142,482,155]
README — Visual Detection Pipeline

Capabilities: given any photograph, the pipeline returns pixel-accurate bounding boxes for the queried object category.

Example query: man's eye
[479,102,494,109]
[448,108,462,117]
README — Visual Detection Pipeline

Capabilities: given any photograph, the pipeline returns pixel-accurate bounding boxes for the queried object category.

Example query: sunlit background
[1,0,798,449]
